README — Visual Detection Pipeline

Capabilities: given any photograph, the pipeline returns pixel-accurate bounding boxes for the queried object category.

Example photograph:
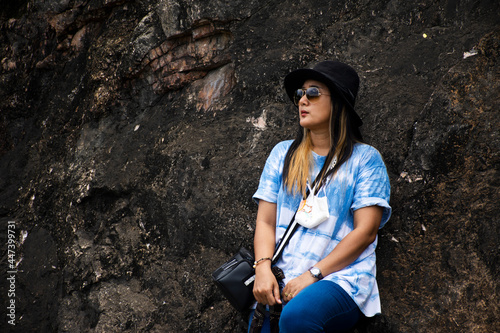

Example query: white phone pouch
[295,184,329,229]
[295,156,337,229]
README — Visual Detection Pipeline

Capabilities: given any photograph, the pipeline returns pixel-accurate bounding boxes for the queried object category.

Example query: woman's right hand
[253,264,282,305]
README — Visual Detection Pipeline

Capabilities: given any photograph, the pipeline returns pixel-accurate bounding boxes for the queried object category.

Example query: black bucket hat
[284,60,362,126]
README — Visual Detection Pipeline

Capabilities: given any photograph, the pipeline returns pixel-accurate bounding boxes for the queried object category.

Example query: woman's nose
[299,94,308,105]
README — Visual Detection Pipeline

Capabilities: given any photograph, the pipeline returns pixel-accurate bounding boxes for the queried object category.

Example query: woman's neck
[310,130,330,156]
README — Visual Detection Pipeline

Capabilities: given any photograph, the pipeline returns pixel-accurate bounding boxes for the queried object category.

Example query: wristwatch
[309,267,324,280]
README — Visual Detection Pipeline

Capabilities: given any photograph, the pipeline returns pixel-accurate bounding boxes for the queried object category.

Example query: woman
[250,61,391,332]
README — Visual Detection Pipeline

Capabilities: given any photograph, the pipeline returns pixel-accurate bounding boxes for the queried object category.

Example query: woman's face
[297,79,332,132]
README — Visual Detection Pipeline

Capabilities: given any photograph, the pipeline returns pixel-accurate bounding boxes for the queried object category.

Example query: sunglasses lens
[293,89,304,105]
[306,87,321,102]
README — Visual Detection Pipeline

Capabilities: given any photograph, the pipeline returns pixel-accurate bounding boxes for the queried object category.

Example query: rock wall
[0,0,498,332]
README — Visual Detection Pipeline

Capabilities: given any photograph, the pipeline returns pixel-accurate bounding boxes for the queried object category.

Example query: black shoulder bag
[211,210,301,312]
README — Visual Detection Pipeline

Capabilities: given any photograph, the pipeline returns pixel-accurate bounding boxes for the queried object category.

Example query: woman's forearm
[315,206,383,277]
[252,200,282,305]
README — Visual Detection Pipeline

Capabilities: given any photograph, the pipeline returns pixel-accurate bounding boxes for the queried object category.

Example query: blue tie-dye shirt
[253,140,391,316]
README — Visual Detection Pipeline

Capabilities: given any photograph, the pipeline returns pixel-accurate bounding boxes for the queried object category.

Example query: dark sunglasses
[293,87,330,106]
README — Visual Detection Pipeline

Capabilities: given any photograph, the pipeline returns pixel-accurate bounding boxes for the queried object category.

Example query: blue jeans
[248,281,361,333]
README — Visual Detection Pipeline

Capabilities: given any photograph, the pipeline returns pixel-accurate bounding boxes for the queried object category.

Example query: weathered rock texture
[0,0,498,332]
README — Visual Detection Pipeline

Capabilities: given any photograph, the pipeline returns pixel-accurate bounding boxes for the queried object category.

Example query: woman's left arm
[282,206,383,301]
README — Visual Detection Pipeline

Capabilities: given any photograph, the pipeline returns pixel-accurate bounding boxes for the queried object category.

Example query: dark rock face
[0,0,498,332]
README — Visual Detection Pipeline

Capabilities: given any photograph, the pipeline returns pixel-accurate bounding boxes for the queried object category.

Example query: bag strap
[310,156,337,195]
[271,210,300,264]
[270,175,316,264]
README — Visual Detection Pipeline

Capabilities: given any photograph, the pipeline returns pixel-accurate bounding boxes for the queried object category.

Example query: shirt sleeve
[252,141,290,204]
[351,146,392,229]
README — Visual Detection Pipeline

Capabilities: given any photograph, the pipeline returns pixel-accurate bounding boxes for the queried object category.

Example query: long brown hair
[282,99,363,197]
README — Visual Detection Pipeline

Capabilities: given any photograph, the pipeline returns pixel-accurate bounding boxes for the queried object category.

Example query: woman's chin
[299,119,311,129]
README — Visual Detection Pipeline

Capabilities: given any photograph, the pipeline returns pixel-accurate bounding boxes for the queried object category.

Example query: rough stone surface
[0,0,498,332]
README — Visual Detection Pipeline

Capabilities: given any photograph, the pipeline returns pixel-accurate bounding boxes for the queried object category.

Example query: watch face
[310,268,320,276]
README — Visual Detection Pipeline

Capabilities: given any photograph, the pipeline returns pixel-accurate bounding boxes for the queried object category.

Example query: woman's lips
[300,110,309,116]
